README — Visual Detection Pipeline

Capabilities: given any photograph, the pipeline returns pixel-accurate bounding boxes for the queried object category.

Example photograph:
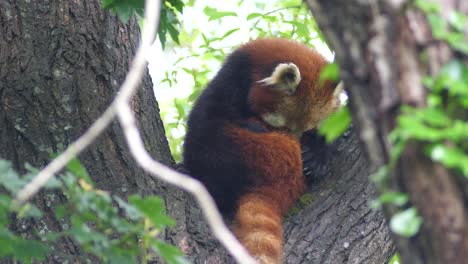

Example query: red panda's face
[243,38,342,137]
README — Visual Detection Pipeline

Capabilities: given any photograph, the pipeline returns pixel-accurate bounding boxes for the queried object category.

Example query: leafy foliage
[203,7,237,21]
[159,0,185,48]
[389,253,401,264]
[370,191,409,209]
[0,160,186,264]
[389,208,423,237]
[101,0,145,22]
[316,62,352,143]
[415,0,468,54]
[156,0,334,161]
[318,62,340,85]
[392,61,468,177]
[101,0,184,48]
[372,0,468,240]
[318,105,351,143]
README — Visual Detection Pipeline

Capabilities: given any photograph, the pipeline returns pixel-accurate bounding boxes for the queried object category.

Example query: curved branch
[12,1,256,263]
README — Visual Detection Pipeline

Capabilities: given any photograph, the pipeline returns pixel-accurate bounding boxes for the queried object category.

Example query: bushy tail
[234,192,283,264]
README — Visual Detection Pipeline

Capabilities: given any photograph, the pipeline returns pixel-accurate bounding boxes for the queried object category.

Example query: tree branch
[12,1,256,263]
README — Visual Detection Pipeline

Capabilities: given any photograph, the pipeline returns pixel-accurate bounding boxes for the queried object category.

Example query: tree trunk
[0,0,177,260]
[305,0,468,263]
[283,130,394,264]
[0,0,394,263]
[179,129,394,264]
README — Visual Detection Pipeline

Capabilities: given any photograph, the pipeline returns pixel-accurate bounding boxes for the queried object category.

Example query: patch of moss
[299,193,315,206]
[285,193,316,218]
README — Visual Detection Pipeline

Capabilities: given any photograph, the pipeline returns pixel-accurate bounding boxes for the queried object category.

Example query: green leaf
[285,21,310,38]
[101,0,114,8]
[440,60,464,83]
[17,203,43,219]
[66,158,93,185]
[100,0,145,23]
[174,99,186,118]
[168,0,185,13]
[429,144,468,176]
[318,106,351,143]
[390,207,423,237]
[263,15,277,23]
[220,28,240,40]
[114,6,134,23]
[246,13,262,20]
[389,253,401,264]
[369,166,389,185]
[104,248,135,264]
[427,14,446,38]
[13,238,49,263]
[451,40,468,54]
[370,192,409,208]
[200,33,210,48]
[167,24,180,44]
[114,196,143,220]
[449,11,468,31]
[69,224,107,244]
[128,195,175,228]
[101,0,144,9]
[415,0,440,13]
[0,160,26,194]
[319,63,340,83]
[0,195,11,225]
[54,204,67,219]
[0,230,16,257]
[24,163,62,189]
[203,7,237,21]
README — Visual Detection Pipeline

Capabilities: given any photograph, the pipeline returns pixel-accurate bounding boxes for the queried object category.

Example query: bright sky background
[145,0,337,147]
[147,0,334,109]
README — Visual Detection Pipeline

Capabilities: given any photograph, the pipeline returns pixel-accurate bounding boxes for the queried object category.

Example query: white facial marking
[262,113,286,128]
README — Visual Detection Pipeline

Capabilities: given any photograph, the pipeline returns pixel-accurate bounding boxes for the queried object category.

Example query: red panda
[183,38,342,264]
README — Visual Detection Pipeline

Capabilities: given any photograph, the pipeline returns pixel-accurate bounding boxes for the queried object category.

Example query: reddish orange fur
[234,194,283,264]
[184,38,342,264]
[245,39,339,134]
[226,122,304,263]
[226,124,304,213]
[227,40,340,263]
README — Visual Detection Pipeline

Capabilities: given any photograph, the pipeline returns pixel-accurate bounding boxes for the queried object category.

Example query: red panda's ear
[330,81,345,108]
[333,81,344,98]
[257,63,301,95]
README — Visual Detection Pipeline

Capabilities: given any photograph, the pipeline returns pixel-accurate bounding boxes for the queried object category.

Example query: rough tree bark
[0,0,393,263]
[305,0,468,263]
[0,0,177,260]
[182,130,394,264]
[283,131,394,264]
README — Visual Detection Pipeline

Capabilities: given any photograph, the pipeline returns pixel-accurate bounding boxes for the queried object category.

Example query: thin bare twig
[13,0,256,263]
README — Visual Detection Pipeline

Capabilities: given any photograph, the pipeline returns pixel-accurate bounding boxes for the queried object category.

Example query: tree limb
[12,1,256,263]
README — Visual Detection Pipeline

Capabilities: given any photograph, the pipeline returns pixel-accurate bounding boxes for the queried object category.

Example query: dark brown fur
[183,38,342,263]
